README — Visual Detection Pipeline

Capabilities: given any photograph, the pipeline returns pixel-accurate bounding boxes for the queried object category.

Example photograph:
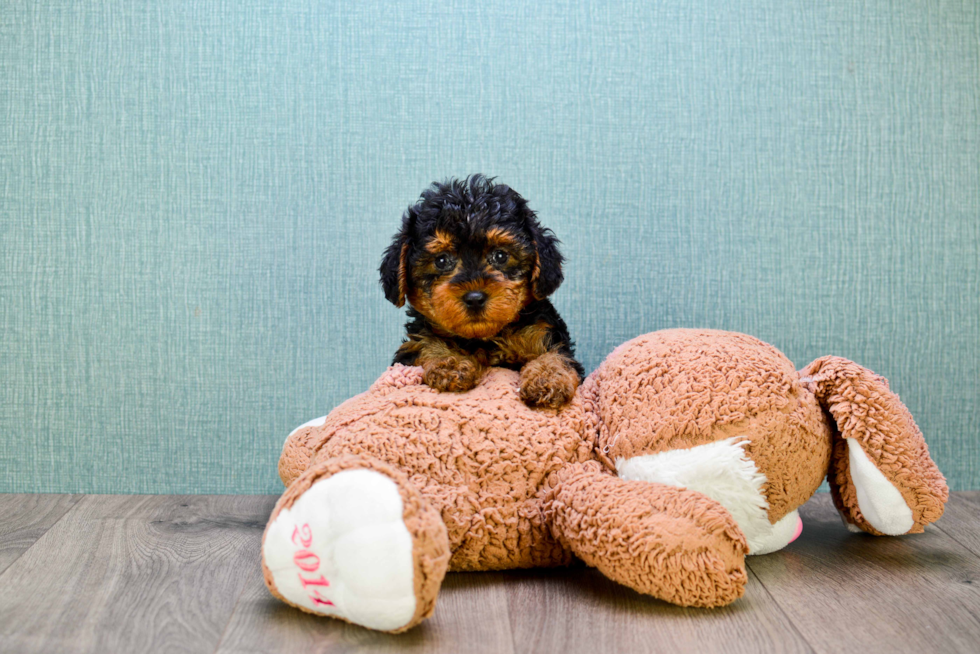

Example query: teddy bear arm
[543,461,749,608]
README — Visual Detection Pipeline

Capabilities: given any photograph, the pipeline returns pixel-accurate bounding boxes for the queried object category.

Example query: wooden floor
[0,492,977,654]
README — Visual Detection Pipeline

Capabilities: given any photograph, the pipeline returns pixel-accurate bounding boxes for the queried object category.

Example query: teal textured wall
[1,1,977,493]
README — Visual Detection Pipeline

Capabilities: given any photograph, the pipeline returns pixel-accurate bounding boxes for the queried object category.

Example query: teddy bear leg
[261,454,450,632]
[617,437,805,556]
[800,356,949,535]
[543,461,749,607]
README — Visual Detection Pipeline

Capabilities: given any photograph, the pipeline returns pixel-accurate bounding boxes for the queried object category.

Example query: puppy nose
[462,291,488,309]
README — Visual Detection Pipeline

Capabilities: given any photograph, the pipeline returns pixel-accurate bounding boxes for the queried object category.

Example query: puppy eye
[434,254,455,271]
[489,249,509,265]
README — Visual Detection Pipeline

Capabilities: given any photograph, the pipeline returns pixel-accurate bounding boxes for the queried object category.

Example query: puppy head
[380,175,564,339]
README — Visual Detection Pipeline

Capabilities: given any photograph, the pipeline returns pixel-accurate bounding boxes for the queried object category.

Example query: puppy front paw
[422,356,483,392]
[519,352,580,409]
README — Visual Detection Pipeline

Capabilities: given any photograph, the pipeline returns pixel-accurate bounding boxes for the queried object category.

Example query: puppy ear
[380,216,412,308]
[526,217,564,300]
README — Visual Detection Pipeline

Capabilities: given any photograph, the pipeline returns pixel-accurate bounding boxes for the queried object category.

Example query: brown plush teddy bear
[261,329,948,632]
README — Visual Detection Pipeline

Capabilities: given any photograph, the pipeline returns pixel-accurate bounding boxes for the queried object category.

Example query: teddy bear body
[263,329,948,633]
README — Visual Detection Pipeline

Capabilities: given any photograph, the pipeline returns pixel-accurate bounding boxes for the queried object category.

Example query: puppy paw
[422,356,483,392]
[519,352,580,409]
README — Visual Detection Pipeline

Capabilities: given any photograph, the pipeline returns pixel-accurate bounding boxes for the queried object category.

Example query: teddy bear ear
[524,213,565,300]
[800,356,949,535]
[379,214,414,307]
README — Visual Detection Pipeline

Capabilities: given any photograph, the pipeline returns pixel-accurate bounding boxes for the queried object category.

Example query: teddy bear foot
[801,356,948,536]
[261,456,450,632]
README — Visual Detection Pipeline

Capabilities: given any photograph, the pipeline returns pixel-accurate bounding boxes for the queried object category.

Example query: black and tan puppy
[380,175,584,409]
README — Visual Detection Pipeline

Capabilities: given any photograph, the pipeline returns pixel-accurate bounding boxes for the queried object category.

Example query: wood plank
[0,494,82,574]
[748,493,980,654]
[0,494,277,654]
[215,567,516,654]
[505,564,813,654]
[933,492,980,558]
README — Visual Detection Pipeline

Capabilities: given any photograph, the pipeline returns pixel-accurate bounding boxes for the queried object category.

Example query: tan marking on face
[411,274,530,339]
[485,228,521,251]
[425,230,456,254]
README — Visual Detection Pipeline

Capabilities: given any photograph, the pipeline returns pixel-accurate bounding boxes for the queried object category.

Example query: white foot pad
[263,470,417,631]
[846,438,914,535]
